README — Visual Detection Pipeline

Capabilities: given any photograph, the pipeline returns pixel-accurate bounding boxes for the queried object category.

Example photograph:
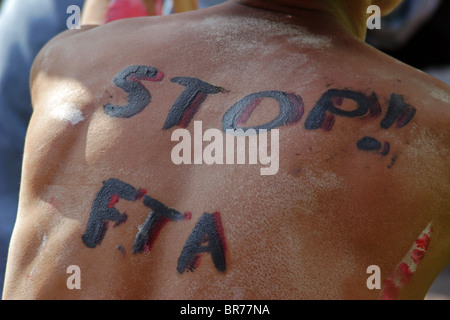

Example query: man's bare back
[3,0,450,300]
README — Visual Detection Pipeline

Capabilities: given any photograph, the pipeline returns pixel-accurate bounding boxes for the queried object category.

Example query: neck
[230,0,369,40]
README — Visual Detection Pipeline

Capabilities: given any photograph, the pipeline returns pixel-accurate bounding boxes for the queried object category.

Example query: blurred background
[366,0,450,300]
[0,0,448,299]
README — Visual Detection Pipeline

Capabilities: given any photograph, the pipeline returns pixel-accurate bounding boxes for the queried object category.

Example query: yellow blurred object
[142,0,157,15]
[144,0,198,16]
[174,0,199,12]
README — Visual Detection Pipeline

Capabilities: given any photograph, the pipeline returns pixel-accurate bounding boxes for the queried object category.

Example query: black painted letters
[82,179,227,274]
[177,212,226,274]
[104,65,164,118]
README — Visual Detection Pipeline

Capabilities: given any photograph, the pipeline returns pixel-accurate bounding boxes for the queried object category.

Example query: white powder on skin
[198,16,332,51]
[37,234,47,254]
[404,125,450,205]
[162,14,332,81]
[430,88,450,104]
[42,79,91,125]
[50,103,85,125]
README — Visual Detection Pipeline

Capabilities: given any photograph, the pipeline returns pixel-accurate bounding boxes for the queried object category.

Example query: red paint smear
[184,211,192,221]
[369,94,382,118]
[144,216,170,252]
[396,263,414,286]
[381,279,400,300]
[107,194,120,208]
[104,0,149,23]
[236,98,263,126]
[152,70,165,82]
[380,141,390,156]
[135,188,147,201]
[362,93,382,120]
[396,107,416,128]
[128,70,165,83]
[178,92,207,128]
[411,249,426,265]
[186,254,202,272]
[332,96,343,106]
[213,212,227,254]
[415,233,430,251]
[287,93,305,124]
[321,113,335,132]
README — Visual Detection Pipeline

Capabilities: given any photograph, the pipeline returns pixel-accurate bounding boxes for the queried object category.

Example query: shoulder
[29,14,177,87]
[394,67,450,263]
[30,25,99,107]
[357,41,450,139]
[31,25,99,79]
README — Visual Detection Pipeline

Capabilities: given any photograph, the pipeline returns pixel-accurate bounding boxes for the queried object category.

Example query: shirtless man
[3,0,449,300]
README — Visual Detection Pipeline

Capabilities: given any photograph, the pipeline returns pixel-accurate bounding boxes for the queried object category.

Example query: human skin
[3,0,449,300]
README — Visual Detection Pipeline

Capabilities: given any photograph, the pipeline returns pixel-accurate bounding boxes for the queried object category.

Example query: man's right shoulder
[30,15,168,84]
[30,25,99,85]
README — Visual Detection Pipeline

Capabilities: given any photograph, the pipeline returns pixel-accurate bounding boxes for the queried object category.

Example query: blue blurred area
[0,0,85,294]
